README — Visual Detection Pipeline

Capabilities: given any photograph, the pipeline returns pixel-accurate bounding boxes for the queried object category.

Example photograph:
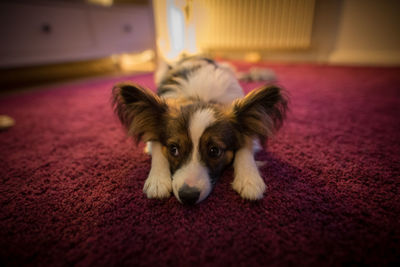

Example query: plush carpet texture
[0,63,399,266]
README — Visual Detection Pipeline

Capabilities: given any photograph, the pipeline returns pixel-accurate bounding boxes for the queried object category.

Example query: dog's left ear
[231,85,288,144]
[112,82,168,143]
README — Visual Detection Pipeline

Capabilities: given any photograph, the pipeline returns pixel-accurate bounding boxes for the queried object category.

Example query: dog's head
[112,83,287,204]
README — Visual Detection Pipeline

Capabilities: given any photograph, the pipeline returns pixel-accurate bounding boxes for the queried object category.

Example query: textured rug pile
[1,63,399,266]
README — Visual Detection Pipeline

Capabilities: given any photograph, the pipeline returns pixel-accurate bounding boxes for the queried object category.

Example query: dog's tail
[237,67,277,82]
[211,61,277,82]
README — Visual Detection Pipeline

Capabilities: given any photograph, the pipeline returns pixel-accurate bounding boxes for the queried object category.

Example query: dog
[112,56,287,204]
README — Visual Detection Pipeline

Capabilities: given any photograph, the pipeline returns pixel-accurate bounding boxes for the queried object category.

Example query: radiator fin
[194,0,316,50]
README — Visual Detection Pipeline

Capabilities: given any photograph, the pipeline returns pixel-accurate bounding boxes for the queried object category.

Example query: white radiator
[194,0,316,50]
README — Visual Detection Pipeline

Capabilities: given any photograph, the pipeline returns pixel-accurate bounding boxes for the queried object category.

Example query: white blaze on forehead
[171,108,216,203]
[189,108,216,154]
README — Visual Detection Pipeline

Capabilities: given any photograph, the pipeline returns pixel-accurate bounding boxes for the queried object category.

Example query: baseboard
[0,57,120,90]
[329,50,400,66]
[0,53,155,90]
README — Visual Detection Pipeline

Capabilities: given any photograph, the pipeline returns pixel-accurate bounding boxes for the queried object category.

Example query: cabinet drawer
[0,3,93,54]
[89,6,153,52]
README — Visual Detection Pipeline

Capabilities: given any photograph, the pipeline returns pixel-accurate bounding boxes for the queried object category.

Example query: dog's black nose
[178,184,200,205]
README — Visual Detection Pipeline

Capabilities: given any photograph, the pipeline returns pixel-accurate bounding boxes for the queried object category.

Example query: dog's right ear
[112,82,168,143]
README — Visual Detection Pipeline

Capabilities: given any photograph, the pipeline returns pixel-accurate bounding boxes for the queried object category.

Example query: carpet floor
[1,63,399,266]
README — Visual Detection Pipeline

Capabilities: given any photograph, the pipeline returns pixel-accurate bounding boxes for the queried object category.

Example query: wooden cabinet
[0,1,155,67]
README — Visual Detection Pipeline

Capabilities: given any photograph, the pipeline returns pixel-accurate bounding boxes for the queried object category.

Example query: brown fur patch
[231,85,288,145]
[112,82,168,143]
[198,118,238,182]
[161,117,192,174]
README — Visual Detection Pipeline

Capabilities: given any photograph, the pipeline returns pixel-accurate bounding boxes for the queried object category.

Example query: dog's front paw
[232,172,266,200]
[143,173,172,199]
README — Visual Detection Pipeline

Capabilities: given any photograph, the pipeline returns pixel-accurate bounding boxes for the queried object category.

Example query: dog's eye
[208,146,222,158]
[168,144,179,157]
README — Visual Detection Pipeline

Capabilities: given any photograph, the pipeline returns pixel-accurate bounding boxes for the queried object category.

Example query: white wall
[258,0,400,65]
[328,0,400,65]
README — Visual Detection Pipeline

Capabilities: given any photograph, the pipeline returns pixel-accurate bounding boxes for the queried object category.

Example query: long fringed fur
[232,85,288,144]
[112,82,168,143]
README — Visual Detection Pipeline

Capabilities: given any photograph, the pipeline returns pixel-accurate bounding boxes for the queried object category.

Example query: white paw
[232,172,266,200]
[143,173,172,199]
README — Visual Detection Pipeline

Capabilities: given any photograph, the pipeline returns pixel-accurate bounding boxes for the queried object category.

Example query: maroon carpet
[1,63,399,266]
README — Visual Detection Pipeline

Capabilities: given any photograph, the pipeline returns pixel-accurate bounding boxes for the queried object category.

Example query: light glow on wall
[86,0,113,6]
[155,0,199,62]
[167,0,185,57]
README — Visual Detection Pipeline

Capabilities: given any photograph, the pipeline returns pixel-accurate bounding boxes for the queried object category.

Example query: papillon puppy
[112,57,287,204]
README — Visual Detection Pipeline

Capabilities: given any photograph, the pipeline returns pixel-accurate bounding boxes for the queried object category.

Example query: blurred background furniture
[0,0,155,89]
[1,0,399,90]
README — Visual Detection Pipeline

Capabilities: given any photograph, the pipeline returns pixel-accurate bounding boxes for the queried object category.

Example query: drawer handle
[41,23,52,34]
[123,24,132,33]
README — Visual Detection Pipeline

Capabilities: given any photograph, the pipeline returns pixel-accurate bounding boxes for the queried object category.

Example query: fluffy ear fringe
[232,85,288,144]
[112,82,168,143]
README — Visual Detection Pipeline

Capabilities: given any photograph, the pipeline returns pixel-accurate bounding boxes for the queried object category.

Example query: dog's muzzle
[178,183,200,205]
